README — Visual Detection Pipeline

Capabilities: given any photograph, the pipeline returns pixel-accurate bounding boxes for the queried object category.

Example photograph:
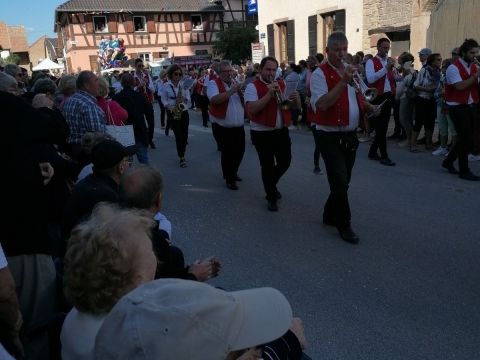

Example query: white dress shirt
[309,65,359,132]
[160,80,190,111]
[207,79,245,127]
[366,55,392,93]
[445,58,478,105]
[244,79,283,131]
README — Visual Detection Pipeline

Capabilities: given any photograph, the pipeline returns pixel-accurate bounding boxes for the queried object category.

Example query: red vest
[250,79,291,128]
[208,78,229,119]
[312,63,365,127]
[444,59,479,104]
[369,56,396,96]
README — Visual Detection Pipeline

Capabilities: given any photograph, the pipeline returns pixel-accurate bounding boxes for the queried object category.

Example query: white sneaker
[432,147,448,156]
[468,153,480,161]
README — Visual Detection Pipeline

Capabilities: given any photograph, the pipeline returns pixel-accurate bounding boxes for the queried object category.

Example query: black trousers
[169,111,189,158]
[197,94,210,127]
[216,124,245,183]
[312,127,321,167]
[317,131,358,228]
[369,92,394,158]
[145,102,155,142]
[414,97,436,132]
[211,122,222,150]
[445,104,476,174]
[158,98,166,127]
[251,128,291,201]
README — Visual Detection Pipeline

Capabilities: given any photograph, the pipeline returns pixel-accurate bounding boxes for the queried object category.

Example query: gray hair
[58,74,77,96]
[327,31,348,48]
[120,165,164,210]
[219,60,232,71]
[0,72,19,93]
[3,64,20,78]
[33,78,57,95]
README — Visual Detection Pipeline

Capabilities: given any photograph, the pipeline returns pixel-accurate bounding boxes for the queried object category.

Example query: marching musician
[244,56,300,211]
[442,38,480,181]
[133,58,156,149]
[365,37,396,166]
[207,60,246,190]
[160,64,190,168]
[310,31,376,244]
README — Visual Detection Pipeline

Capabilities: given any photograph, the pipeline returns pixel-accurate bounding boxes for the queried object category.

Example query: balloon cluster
[98,38,127,69]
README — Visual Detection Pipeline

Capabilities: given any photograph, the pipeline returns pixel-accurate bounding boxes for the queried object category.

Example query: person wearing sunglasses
[133,58,156,149]
[160,64,191,167]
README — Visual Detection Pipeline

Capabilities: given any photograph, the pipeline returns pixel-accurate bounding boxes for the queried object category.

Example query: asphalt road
[148,107,480,360]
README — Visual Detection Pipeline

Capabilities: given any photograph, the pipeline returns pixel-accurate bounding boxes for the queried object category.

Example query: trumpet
[342,61,378,102]
[272,81,292,110]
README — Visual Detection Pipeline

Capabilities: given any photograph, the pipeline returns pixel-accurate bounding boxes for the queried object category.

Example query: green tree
[5,53,21,65]
[213,22,257,64]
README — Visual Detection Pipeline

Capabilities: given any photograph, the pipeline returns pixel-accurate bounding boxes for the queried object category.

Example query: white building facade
[257,0,363,63]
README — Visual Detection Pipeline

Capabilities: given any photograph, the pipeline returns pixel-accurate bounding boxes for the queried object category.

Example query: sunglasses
[452,53,459,56]
[137,64,144,68]
[173,72,182,76]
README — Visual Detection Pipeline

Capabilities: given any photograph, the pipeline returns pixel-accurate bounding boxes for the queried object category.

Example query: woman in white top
[161,64,191,167]
[412,53,442,151]
[60,204,157,360]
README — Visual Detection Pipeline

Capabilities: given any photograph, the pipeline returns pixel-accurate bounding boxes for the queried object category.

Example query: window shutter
[267,24,274,57]
[124,14,134,33]
[152,52,160,59]
[147,14,156,33]
[203,16,210,31]
[334,10,346,34]
[184,14,192,31]
[108,14,117,33]
[286,20,295,63]
[308,15,317,56]
[85,15,94,34]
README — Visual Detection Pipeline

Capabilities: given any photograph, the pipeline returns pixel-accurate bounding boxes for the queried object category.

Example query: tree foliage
[5,54,21,65]
[213,22,257,64]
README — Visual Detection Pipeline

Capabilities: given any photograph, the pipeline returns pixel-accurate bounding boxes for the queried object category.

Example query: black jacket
[113,88,149,146]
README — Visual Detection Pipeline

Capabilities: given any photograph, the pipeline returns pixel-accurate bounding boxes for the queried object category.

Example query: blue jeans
[136,142,149,164]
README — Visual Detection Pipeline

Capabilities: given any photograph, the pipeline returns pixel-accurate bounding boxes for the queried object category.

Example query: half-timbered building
[54,0,251,73]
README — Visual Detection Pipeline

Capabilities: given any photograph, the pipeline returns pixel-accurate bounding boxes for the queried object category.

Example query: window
[139,53,151,62]
[134,16,146,32]
[93,16,108,33]
[191,15,203,30]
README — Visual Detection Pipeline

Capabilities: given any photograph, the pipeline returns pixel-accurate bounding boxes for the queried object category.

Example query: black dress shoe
[150,141,156,149]
[274,189,282,199]
[337,226,359,244]
[380,158,396,166]
[323,217,337,227]
[368,153,381,161]
[442,160,458,174]
[267,200,278,211]
[459,171,480,181]
[226,182,239,190]
[235,175,243,182]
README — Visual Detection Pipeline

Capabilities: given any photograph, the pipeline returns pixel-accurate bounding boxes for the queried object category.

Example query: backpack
[405,70,418,100]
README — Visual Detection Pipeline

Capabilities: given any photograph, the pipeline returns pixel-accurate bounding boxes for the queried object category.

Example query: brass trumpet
[272,81,292,110]
[342,61,378,102]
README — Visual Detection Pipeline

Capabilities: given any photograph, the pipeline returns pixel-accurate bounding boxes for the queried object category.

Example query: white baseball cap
[94,279,293,359]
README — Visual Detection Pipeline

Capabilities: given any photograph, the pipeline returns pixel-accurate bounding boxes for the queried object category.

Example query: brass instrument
[342,61,378,102]
[173,84,185,121]
[272,81,292,110]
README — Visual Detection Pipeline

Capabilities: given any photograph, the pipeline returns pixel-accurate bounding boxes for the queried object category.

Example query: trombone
[342,60,378,102]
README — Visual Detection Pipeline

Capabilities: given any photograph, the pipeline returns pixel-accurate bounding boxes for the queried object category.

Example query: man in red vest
[442,38,480,180]
[207,60,246,190]
[310,31,374,244]
[244,56,300,211]
[365,38,396,166]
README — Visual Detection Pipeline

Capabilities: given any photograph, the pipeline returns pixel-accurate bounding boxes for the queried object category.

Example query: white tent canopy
[32,58,64,71]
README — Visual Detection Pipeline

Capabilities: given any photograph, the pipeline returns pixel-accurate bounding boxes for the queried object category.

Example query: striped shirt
[63,90,106,144]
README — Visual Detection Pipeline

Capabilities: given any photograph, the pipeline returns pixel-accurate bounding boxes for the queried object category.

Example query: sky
[1,0,66,44]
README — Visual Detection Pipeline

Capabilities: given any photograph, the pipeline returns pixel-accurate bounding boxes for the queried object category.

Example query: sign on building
[251,42,265,64]
[248,0,257,15]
